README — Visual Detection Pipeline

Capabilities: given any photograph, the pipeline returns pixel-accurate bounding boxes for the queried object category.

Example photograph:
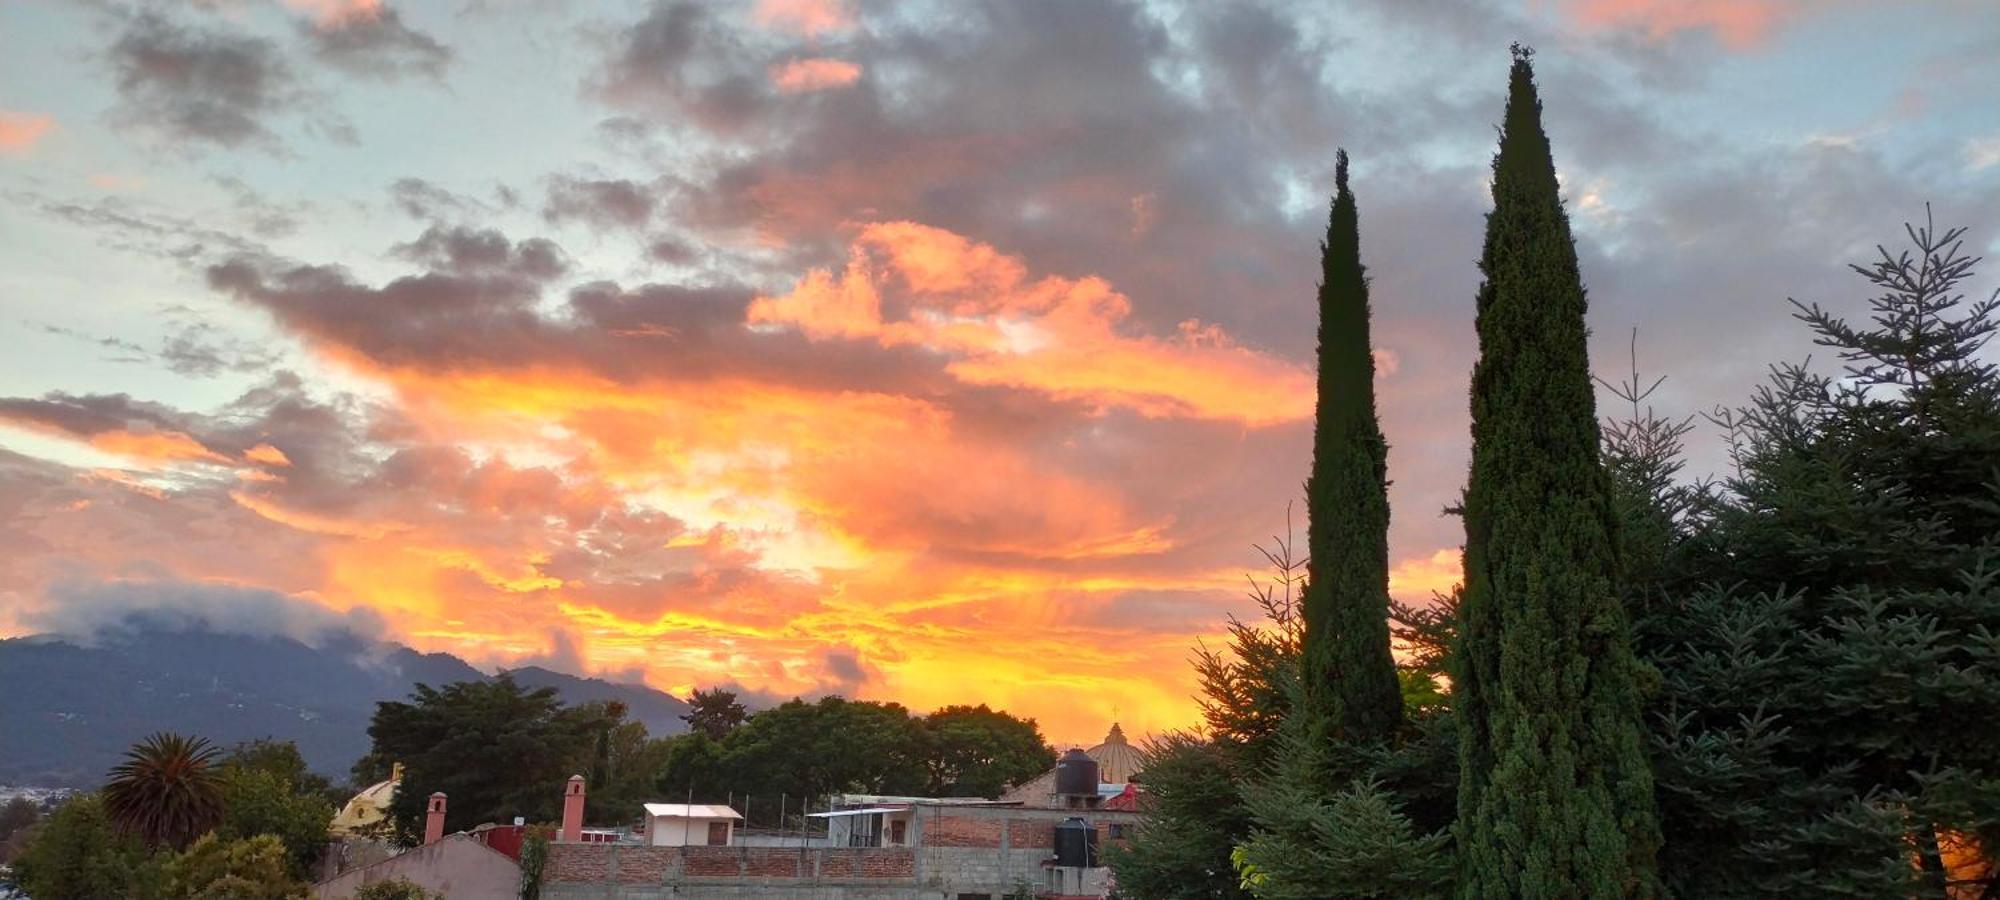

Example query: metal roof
[806,807,911,818]
[642,803,743,819]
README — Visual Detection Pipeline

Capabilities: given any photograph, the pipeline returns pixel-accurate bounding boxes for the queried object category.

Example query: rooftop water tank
[1054,748,1100,797]
[1054,816,1098,868]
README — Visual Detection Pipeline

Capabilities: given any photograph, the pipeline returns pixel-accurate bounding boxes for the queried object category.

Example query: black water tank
[1054,817,1098,868]
[1054,748,1099,796]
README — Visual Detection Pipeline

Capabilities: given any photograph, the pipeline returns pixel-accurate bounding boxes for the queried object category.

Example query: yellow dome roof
[329,763,401,837]
[1087,723,1143,784]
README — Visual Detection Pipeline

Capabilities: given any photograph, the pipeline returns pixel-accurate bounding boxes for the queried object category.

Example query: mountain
[0,624,688,788]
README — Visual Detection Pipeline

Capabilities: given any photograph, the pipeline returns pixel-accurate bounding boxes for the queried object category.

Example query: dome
[330,762,402,837]
[1086,723,1143,784]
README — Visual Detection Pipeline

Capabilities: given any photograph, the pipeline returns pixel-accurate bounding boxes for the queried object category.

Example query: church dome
[330,762,402,837]
[1086,723,1143,784]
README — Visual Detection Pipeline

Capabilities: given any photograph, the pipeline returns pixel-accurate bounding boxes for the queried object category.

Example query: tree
[681,687,749,740]
[215,767,334,878]
[219,738,339,805]
[696,696,932,800]
[103,732,226,852]
[1624,212,2000,896]
[3,793,164,900]
[922,704,1057,798]
[162,832,308,899]
[1104,734,1252,900]
[1300,149,1404,745]
[1452,46,1660,898]
[0,796,38,864]
[366,675,610,839]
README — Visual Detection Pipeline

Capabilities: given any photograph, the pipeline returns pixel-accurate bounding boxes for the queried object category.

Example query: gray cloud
[304,6,453,80]
[104,11,316,151]
[24,577,388,647]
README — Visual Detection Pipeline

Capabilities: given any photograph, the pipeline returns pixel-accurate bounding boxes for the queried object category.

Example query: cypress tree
[1301,150,1404,744]
[1453,46,1661,898]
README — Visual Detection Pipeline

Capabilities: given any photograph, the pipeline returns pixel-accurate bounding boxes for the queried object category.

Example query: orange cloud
[770,57,862,94]
[0,110,54,154]
[750,222,1313,425]
[283,0,384,26]
[1389,547,1463,603]
[1560,0,1802,48]
[752,0,853,37]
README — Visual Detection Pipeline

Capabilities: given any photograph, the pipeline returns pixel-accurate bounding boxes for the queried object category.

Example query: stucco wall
[314,834,521,899]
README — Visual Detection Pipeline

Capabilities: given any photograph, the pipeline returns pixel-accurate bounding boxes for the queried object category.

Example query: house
[314,834,520,900]
[641,803,743,847]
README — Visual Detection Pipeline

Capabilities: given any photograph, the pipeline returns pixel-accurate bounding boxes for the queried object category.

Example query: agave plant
[103,731,225,850]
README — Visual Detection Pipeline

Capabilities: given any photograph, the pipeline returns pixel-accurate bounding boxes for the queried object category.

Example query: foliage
[1192,521,1304,773]
[922,704,1057,797]
[657,695,1053,805]
[1617,210,2000,897]
[215,766,334,878]
[219,738,338,805]
[681,688,749,740]
[1104,733,1252,900]
[163,832,309,899]
[1300,148,1404,745]
[518,825,552,900]
[579,717,676,824]
[3,793,165,900]
[1452,46,1660,897]
[104,731,227,852]
[1235,775,1451,899]
[367,674,614,840]
[355,877,443,900]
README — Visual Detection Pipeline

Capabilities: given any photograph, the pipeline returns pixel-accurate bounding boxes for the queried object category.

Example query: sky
[2,0,1998,746]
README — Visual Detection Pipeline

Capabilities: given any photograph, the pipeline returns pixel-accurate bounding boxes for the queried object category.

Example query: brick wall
[925,815,1005,848]
[546,843,615,882]
[616,847,677,884]
[1007,819,1055,849]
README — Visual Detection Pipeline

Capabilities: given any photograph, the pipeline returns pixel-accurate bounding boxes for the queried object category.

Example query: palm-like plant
[103,731,225,850]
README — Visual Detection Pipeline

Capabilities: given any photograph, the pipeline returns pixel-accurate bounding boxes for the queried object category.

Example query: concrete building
[643,803,744,847]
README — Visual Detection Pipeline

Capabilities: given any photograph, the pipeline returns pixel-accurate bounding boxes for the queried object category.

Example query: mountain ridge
[0,623,689,788]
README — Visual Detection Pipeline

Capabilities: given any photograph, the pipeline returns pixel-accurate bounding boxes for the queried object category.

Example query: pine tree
[1453,46,1661,898]
[1300,149,1404,745]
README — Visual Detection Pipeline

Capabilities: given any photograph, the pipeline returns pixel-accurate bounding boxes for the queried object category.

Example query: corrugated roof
[807,807,911,818]
[642,803,742,819]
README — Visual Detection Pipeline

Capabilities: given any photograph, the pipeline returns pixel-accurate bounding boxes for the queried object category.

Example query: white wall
[647,815,734,846]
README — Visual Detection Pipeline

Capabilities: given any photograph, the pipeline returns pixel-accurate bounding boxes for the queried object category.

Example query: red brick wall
[741,849,804,878]
[545,843,614,882]
[816,848,916,879]
[683,846,740,876]
[1008,818,1055,849]
[616,847,678,884]
[926,814,1004,847]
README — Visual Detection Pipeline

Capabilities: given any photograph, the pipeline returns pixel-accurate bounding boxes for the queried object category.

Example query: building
[314,834,520,900]
[328,762,401,837]
[1000,723,1144,808]
[539,739,1142,900]
[642,803,743,847]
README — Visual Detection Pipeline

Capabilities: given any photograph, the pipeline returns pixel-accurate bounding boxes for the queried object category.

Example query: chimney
[424,793,447,845]
[560,775,586,843]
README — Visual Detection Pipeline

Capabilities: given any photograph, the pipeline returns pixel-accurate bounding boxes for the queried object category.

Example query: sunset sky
[3,0,1998,745]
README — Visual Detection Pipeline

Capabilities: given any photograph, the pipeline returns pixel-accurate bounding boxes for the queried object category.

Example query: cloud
[751,0,854,37]
[103,11,331,152]
[769,57,861,93]
[1967,134,2000,173]
[542,177,659,231]
[1557,0,1805,49]
[300,4,452,80]
[21,576,387,647]
[0,110,54,154]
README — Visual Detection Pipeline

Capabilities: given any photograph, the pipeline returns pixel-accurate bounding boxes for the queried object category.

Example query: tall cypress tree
[1453,47,1661,898]
[1301,150,1404,744]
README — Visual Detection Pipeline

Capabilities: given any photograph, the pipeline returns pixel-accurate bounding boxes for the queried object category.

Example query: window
[889,819,907,845]
[706,821,730,845]
[1108,823,1131,840]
